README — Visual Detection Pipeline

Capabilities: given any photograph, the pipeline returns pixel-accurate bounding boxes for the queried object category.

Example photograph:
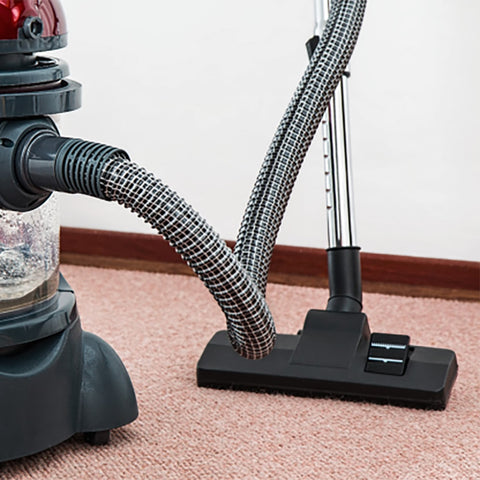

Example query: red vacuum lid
[0,0,67,53]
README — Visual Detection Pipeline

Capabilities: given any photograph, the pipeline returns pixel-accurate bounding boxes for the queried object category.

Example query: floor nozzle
[197,310,458,410]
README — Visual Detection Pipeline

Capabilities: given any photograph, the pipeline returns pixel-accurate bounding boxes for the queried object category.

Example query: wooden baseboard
[60,227,480,301]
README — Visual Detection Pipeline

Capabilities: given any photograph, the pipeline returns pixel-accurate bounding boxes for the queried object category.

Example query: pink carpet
[1,265,479,479]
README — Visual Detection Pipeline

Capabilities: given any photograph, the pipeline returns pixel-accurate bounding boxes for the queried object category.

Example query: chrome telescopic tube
[315,0,358,248]
[314,0,329,36]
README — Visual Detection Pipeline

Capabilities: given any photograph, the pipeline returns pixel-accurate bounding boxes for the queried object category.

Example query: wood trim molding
[60,227,479,301]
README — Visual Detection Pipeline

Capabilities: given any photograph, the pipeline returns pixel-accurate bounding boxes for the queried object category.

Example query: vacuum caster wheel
[84,430,110,446]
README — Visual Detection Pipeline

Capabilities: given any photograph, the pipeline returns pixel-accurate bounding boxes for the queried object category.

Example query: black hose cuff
[52,138,130,198]
[23,134,130,199]
[0,118,130,212]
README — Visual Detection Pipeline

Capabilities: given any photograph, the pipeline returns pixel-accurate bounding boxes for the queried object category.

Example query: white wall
[58,0,479,261]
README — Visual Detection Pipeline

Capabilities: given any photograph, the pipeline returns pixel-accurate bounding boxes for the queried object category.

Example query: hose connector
[0,117,129,212]
[0,117,57,211]
[26,136,130,199]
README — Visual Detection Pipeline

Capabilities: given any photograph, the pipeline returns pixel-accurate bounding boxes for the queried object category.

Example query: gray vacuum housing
[0,275,138,462]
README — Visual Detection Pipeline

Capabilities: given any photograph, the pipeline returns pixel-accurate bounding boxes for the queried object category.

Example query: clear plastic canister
[0,195,59,314]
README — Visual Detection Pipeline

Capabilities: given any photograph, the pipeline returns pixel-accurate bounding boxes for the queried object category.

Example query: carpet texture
[1,265,479,479]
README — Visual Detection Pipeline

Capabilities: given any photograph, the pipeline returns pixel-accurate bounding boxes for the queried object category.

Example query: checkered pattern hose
[98,157,276,360]
[235,0,367,295]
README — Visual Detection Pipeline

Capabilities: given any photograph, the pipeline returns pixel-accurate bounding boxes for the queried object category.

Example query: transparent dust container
[0,196,59,314]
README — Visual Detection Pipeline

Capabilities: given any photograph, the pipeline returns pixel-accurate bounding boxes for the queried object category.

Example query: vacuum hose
[19,136,276,360]
[2,0,366,359]
[235,0,366,295]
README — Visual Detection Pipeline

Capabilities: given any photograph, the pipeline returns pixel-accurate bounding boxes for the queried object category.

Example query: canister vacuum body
[0,0,137,462]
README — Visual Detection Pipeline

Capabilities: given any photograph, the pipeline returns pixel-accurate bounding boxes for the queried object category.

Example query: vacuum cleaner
[0,0,457,463]
[197,0,457,408]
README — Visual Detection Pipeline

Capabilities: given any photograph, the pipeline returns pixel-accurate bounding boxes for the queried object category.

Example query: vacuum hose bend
[1,0,367,359]
[101,155,277,360]
[23,136,277,360]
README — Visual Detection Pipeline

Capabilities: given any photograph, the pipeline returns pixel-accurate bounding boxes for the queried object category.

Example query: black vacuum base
[197,310,458,410]
[0,275,137,462]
